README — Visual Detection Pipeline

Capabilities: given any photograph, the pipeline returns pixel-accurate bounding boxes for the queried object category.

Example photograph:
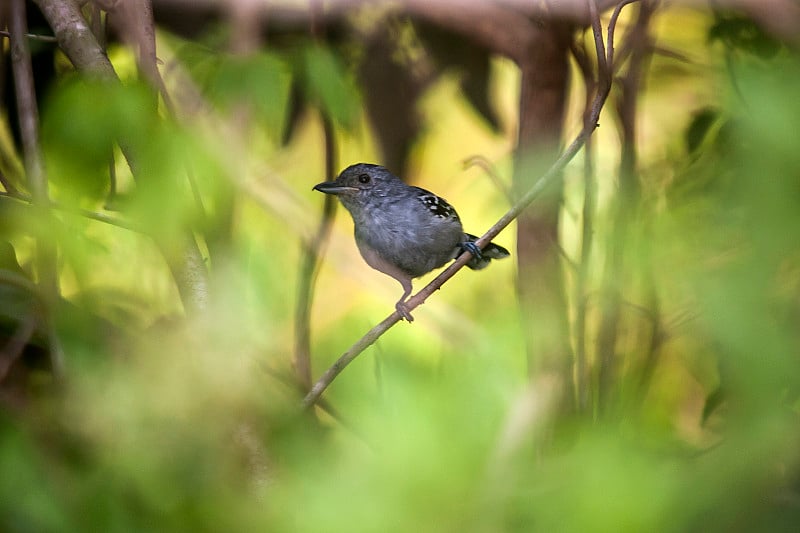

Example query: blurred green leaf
[302,44,361,129]
[212,53,291,125]
[41,79,158,203]
[708,14,782,58]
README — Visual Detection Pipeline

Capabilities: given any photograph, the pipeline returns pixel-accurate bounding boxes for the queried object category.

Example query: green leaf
[41,79,158,203]
[302,44,361,129]
[207,52,292,131]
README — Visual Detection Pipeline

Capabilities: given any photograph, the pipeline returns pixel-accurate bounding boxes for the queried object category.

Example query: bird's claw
[461,241,483,261]
[396,301,414,322]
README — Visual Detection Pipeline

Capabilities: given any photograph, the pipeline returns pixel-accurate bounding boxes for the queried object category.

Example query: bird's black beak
[313,182,357,195]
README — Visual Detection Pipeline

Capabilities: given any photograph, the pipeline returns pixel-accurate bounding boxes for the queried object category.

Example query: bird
[313,163,510,321]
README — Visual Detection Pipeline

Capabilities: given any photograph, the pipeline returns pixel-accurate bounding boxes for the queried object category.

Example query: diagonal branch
[302,1,637,410]
[30,0,117,78]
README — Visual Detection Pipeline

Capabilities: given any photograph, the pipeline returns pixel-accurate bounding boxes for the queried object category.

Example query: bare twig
[596,0,656,411]
[294,1,339,391]
[0,29,58,42]
[111,0,176,113]
[301,1,634,410]
[607,0,639,66]
[294,115,338,390]
[462,155,513,204]
[259,363,363,439]
[570,35,598,412]
[0,191,148,234]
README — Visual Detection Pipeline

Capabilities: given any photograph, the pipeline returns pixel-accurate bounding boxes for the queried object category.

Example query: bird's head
[313,163,403,210]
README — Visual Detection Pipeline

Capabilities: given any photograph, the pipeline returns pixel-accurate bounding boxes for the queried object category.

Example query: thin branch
[89,2,106,48]
[0,168,19,195]
[109,0,208,226]
[596,0,655,411]
[589,0,609,77]
[650,44,692,64]
[301,1,633,410]
[0,191,149,234]
[10,0,64,378]
[259,363,363,439]
[294,1,339,391]
[607,0,639,66]
[570,34,599,412]
[462,155,513,204]
[0,29,58,42]
[294,115,337,390]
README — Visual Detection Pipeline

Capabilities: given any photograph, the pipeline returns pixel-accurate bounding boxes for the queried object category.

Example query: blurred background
[1,0,800,530]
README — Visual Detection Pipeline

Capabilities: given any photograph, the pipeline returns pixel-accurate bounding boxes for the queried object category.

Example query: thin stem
[0,191,148,234]
[596,0,655,412]
[294,114,337,390]
[570,35,598,413]
[607,0,638,66]
[0,29,58,43]
[0,169,19,195]
[294,1,338,391]
[462,155,513,204]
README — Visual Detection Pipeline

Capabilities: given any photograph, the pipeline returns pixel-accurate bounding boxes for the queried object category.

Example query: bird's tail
[461,233,511,270]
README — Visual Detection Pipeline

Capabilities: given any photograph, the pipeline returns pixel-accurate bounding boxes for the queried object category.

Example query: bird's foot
[460,240,483,260]
[396,301,414,322]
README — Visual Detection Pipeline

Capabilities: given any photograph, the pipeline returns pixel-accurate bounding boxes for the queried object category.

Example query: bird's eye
[358,173,371,184]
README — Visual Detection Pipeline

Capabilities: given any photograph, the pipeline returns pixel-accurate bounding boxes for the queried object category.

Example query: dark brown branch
[607,0,639,66]
[111,0,176,113]
[9,0,63,377]
[301,1,630,410]
[31,0,117,77]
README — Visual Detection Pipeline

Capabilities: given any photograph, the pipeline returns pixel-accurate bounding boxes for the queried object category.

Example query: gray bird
[313,163,510,321]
